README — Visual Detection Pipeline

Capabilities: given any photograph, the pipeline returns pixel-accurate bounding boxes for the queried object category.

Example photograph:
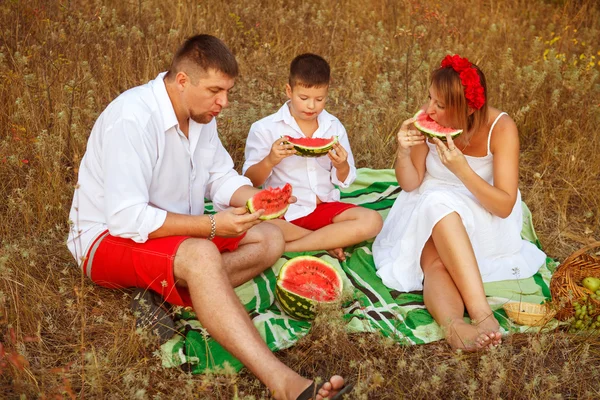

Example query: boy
[243,54,382,260]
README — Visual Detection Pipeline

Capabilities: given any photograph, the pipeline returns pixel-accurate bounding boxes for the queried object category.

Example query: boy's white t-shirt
[243,102,356,221]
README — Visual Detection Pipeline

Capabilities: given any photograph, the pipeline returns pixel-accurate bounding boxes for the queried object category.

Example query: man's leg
[173,230,346,400]
[221,222,290,286]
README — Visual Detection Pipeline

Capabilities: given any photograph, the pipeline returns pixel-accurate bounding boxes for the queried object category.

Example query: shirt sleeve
[102,117,167,243]
[205,128,253,211]
[242,122,274,176]
[331,122,357,188]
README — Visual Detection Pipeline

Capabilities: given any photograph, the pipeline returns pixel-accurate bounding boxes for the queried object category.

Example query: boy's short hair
[289,53,330,88]
[166,34,239,83]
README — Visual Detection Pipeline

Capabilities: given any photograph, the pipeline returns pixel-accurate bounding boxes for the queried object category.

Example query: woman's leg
[421,238,492,351]
[422,212,502,348]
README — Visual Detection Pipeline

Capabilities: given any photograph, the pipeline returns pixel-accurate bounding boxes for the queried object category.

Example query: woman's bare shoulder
[488,108,519,152]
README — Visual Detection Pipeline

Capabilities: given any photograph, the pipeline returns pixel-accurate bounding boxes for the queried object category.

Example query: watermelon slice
[283,136,338,157]
[275,256,343,320]
[246,183,292,220]
[413,110,462,140]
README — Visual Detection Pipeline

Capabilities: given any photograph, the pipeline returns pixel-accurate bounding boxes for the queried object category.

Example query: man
[67,34,351,400]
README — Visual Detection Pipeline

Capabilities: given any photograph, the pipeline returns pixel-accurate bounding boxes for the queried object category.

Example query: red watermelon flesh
[278,258,341,302]
[285,137,335,147]
[246,183,292,220]
[283,136,338,157]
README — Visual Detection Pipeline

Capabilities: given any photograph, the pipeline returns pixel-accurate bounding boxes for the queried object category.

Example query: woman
[372,55,547,351]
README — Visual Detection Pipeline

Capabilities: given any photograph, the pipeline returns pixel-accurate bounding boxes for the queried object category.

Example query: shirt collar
[150,72,179,133]
[273,101,335,136]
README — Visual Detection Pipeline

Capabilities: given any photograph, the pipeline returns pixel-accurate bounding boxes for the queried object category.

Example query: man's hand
[213,207,264,237]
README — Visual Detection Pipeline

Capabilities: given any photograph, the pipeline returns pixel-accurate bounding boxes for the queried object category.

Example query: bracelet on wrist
[207,214,216,241]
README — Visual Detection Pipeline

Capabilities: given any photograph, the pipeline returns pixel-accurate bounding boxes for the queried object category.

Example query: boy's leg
[173,229,348,400]
[266,218,314,242]
[283,206,383,256]
[265,217,346,260]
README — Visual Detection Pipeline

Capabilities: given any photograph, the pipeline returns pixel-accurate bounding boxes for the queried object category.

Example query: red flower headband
[440,55,485,110]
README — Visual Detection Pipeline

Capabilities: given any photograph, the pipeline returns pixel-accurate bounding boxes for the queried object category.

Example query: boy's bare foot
[327,248,345,261]
[445,320,493,352]
[471,311,502,347]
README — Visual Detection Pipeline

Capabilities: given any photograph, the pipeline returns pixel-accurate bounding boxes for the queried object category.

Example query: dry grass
[1,0,600,398]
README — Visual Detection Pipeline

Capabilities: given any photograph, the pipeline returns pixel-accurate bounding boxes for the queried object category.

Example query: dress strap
[487,112,508,155]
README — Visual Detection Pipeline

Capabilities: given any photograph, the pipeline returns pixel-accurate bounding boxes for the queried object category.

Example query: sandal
[130,288,175,343]
[296,380,354,400]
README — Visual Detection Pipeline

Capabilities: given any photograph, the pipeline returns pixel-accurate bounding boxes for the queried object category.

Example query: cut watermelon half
[283,136,338,157]
[246,183,292,220]
[413,110,462,140]
[275,256,343,320]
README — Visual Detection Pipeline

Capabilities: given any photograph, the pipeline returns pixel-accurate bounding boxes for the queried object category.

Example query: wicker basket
[549,241,600,321]
[503,302,556,326]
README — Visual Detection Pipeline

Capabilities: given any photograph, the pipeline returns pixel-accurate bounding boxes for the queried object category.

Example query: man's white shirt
[243,102,356,222]
[67,72,251,264]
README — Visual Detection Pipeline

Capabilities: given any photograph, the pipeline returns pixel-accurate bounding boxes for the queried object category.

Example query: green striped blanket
[160,168,558,373]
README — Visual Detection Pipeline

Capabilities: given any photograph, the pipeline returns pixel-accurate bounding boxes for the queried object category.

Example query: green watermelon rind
[413,110,463,141]
[246,200,289,220]
[246,185,291,220]
[275,256,343,321]
[283,136,338,157]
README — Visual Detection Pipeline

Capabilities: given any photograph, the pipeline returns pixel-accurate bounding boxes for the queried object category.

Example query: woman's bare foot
[327,248,346,261]
[445,320,493,352]
[286,375,347,400]
[471,311,502,347]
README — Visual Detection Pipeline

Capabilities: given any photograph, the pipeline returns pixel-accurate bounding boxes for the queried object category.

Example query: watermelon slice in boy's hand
[413,109,462,140]
[246,183,292,220]
[283,136,338,157]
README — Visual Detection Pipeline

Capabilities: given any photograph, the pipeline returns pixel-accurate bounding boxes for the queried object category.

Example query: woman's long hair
[430,64,488,139]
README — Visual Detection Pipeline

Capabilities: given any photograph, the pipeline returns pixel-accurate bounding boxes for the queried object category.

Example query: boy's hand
[267,137,296,167]
[328,142,349,168]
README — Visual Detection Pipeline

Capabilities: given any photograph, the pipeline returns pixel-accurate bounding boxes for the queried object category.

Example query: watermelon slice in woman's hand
[413,110,462,140]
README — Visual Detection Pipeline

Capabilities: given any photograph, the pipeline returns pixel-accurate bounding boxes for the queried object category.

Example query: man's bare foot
[471,312,502,347]
[327,248,345,261]
[286,375,347,400]
[445,320,493,352]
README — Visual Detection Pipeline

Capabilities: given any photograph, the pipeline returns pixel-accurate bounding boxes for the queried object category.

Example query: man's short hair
[167,34,238,82]
[289,53,330,88]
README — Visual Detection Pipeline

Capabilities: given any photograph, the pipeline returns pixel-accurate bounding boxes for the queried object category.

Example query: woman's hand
[267,136,296,167]
[431,134,470,177]
[397,117,424,158]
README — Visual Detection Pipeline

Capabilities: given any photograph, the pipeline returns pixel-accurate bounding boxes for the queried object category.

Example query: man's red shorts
[289,201,356,231]
[82,231,246,308]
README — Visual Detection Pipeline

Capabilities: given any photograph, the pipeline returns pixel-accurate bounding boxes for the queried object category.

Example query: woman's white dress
[372,113,547,292]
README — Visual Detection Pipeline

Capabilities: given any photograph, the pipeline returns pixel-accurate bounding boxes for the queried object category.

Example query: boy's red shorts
[82,231,246,308]
[289,201,356,231]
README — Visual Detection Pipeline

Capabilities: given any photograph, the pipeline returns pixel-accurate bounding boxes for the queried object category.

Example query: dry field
[1,0,600,398]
